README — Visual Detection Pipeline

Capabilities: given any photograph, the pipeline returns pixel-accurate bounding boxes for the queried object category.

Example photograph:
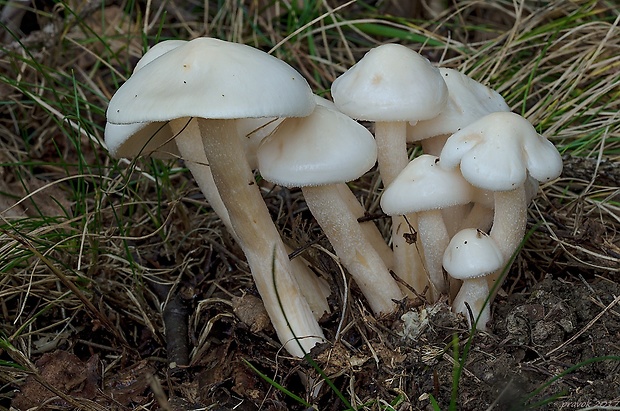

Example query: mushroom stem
[173,120,329,321]
[452,277,491,330]
[196,118,324,357]
[173,119,237,237]
[459,202,494,232]
[302,184,404,315]
[374,122,408,187]
[488,186,527,288]
[374,121,427,296]
[335,183,394,270]
[417,209,450,300]
[420,134,449,157]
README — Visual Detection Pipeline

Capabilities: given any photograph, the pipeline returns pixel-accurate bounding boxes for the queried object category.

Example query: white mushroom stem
[417,209,450,300]
[173,120,330,320]
[420,134,449,157]
[335,183,394,270]
[374,121,427,296]
[442,203,471,237]
[452,277,491,330]
[302,184,404,315]
[195,118,324,357]
[172,119,237,237]
[374,122,408,186]
[487,186,527,289]
[288,255,331,319]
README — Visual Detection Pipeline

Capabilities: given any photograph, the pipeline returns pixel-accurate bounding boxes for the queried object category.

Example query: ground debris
[11,351,99,410]
[102,359,156,407]
[232,293,272,334]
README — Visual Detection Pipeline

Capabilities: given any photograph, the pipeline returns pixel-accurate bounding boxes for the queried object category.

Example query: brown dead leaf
[103,359,156,406]
[232,294,272,334]
[232,360,263,401]
[11,351,99,410]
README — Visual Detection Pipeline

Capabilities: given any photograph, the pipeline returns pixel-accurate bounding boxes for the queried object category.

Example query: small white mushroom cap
[381,154,473,215]
[443,228,504,280]
[331,44,448,122]
[407,68,510,142]
[257,104,377,186]
[439,112,563,191]
[107,37,315,124]
[239,95,337,169]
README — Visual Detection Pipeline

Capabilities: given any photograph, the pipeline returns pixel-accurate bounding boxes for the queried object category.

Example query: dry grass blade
[1,227,129,346]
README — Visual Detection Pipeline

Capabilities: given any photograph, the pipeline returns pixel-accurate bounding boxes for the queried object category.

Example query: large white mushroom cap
[443,228,504,280]
[439,112,563,191]
[407,68,510,142]
[381,154,473,215]
[106,37,315,125]
[331,44,448,122]
[133,39,188,72]
[105,40,189,158]
[257,104,377,187]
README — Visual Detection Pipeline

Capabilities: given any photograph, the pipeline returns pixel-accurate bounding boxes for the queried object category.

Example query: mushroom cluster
[105,39,563,357]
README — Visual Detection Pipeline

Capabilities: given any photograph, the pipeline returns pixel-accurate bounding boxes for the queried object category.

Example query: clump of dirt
[11,351,100,410]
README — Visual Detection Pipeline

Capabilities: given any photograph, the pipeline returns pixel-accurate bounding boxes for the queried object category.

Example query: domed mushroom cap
[380,154,473,215]
[443,228,504,280]
[407,68,510,142]
[331,44,448,122]
[240,95,336,169]
[107,37,315,124]
[257,104,377,187]
[133,40,188,72]
[439,112,563,191]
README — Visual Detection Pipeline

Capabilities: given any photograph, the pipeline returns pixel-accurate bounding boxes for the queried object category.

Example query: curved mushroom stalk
[173,118,331,319]
[303,184,403,315]
[335,183,394,270]
[172,118,237,236]
[198,118,324,356]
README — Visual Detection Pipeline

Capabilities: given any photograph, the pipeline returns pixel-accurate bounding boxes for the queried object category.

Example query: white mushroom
[257,104,404,315]
[443,228,504,330]
[331,44,448,295]
[106,37,323,357]
[407,68,510,156]
[439,112,563,291]
[381,154,474,301]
